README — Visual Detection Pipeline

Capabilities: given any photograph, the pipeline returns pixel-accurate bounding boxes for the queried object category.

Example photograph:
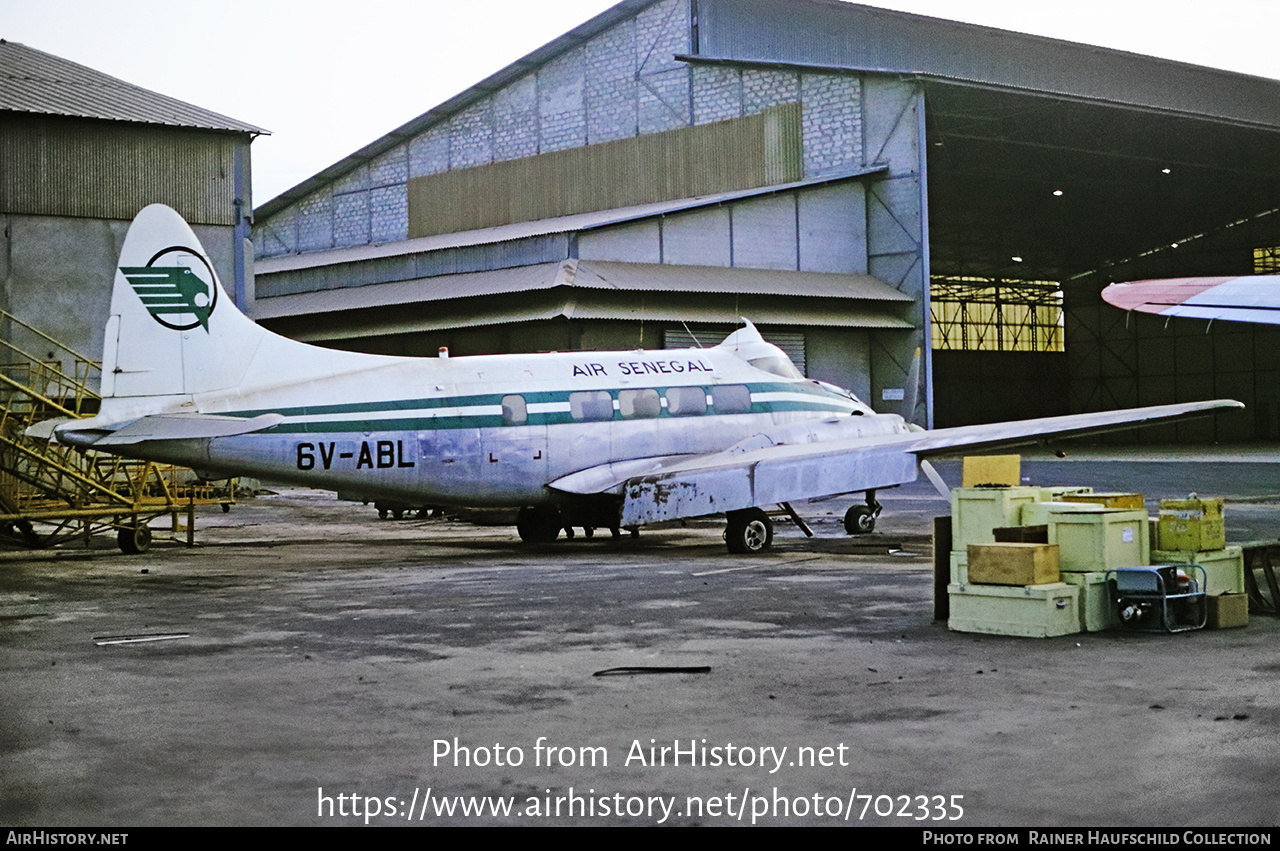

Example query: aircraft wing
[1103,276,1280,325]
[47,412,285,447]
[619,399,1243,526]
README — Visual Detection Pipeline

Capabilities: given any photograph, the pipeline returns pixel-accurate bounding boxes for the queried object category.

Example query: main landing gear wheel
[844,505,876,535]
[516,506,562,544]
[725,508,774,554]
[117,523,152,555]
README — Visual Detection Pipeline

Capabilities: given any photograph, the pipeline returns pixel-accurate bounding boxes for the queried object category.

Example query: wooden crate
[1062,492,1145,510]
[1157,498,1225,552]
[1048,509,1149,573]
[948,582,1081,638]
[967,543,1060,586]
[962,455,1020,487]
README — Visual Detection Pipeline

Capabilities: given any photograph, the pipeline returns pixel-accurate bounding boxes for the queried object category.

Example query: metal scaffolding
[0,311,233,552]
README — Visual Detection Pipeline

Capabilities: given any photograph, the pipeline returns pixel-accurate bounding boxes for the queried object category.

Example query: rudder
[102,204,265,399]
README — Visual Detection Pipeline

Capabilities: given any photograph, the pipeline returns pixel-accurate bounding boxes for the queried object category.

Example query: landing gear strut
[725,508,774,554]
[844,490,883,535]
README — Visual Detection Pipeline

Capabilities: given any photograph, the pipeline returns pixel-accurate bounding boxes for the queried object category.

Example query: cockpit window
[748,355,804,380]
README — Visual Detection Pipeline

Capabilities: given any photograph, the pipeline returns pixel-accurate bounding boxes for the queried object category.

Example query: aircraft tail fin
[102,204,267,400]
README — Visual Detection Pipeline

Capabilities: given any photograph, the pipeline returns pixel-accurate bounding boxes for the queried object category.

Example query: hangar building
[0,39,264,367]
[251,0,1280,439]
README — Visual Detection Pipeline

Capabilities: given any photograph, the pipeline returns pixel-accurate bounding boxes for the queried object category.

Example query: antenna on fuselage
[682,321,704,348]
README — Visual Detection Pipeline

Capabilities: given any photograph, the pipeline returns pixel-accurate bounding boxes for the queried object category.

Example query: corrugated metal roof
[253,257,912,321]
[255,166,887,274]
[696,0,1280,130]
[575,260,912,300]
[0,39,267,134]
[284,295,913,343]
[257,263,562,317]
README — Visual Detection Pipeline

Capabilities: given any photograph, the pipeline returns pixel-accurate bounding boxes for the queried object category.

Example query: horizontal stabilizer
[56,413,285,447]
[23,418,72,441]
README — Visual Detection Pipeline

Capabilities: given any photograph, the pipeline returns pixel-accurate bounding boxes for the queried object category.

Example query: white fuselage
[121,344,897,508]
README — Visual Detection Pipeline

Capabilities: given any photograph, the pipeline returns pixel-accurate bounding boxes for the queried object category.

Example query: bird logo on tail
[119,246,218,332]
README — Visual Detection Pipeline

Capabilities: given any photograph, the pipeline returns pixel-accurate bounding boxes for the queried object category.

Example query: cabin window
[711,384,751,413]
[665,386,707,417]
[501,395,527,425]
[569,390,614,422]
[619,388,661,419]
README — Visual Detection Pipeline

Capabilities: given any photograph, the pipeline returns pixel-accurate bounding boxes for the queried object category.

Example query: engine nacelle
[725,413,910,455]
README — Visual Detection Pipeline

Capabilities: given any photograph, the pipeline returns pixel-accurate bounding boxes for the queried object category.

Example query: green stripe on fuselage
[224,381,855,434]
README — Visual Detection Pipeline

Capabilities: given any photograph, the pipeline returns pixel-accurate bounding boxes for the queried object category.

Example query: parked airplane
[1103,275,1280,325]
[36,205,1242,554]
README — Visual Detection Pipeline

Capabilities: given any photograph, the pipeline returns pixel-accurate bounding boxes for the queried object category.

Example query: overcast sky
[5,0,1279,207]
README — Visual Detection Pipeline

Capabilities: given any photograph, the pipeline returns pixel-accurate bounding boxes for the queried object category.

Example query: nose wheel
[844,492,882,535]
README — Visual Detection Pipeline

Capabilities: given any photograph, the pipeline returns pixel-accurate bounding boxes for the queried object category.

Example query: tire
[117,523,152,555]
[516,506,562,543]
[725,508,774,554]
[844,505,876,535]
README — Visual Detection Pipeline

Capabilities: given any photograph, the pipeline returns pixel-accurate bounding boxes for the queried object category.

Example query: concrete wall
[0,213,238,382]
[577,182,867,272]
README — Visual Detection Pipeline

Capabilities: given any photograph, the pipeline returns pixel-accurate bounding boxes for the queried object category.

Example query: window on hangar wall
[1254,247,1280,272]
[930,277,1065,353]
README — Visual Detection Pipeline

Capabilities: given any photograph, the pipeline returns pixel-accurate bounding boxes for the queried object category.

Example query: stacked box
[962,455,1021,487]
[967,543,1060,586]
[1059,572,1113,632]
[1061,492,1145,510]
[1047,509,1149,573]
[1021,501,1108,527]
[947,486,1146,638]
[947,583,1081,638]
[993,524,1049,544]
[1037,486,1093,501]
[1157,498,1225,552]
[1207,594,1249,629]
[1149,546,1244,595]
[951,487,1042,549]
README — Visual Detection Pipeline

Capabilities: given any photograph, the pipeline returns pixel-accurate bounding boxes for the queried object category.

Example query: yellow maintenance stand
[0,311,233,553]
